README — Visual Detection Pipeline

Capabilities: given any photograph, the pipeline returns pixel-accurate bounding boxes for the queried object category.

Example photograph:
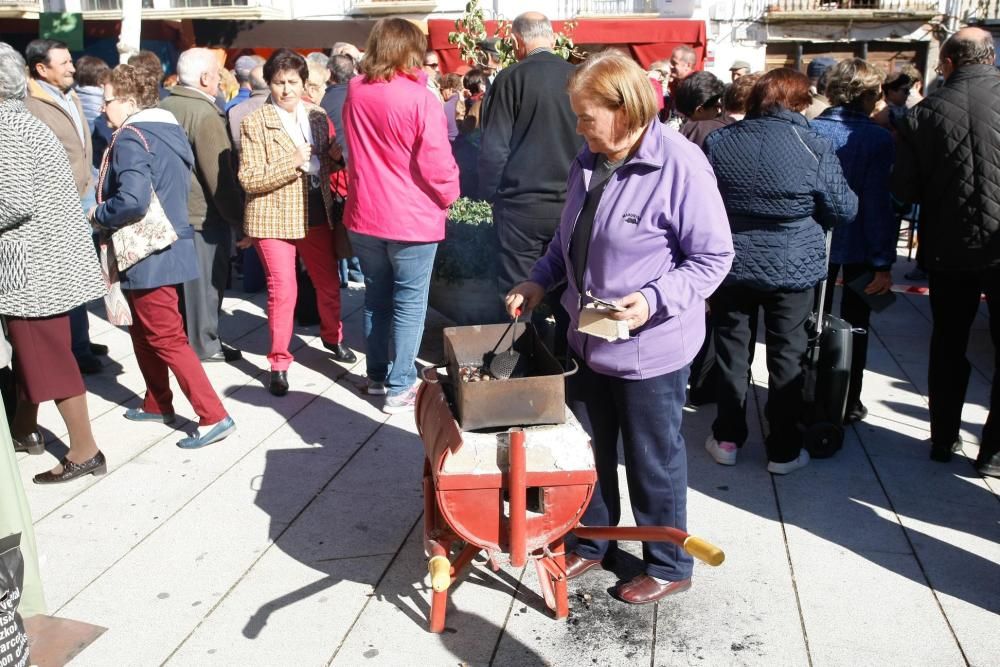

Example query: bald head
[512,12,554,57]
[940,27,995,77]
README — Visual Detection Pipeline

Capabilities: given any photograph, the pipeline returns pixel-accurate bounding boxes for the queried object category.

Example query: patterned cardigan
[239,101,344,241]
[0,99,105,318]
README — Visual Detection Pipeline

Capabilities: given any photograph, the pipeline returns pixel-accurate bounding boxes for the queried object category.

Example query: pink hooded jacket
[342,73,460,242]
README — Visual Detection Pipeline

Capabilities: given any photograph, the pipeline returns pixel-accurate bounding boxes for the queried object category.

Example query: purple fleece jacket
[530,121,734,380]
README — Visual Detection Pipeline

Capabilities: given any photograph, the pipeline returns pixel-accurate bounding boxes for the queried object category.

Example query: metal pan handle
[420,364,448,384]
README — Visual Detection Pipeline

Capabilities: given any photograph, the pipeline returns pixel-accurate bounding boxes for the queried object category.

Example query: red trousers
[254,224,343,371]
[126,286,227,425]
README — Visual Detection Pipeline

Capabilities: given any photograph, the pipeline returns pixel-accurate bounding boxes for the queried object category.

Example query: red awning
[426,18,706,73]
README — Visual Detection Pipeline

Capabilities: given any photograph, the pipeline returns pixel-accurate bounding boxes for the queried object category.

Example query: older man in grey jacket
[160,47,244,363]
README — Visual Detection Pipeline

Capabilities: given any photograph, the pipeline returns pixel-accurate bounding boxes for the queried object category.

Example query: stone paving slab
[15,258,1000,666]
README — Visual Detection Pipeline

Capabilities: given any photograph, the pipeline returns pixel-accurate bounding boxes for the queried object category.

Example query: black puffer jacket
[892,64,1000,271]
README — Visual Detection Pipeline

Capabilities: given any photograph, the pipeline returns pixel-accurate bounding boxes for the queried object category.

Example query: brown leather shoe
[614,574,691,605]
[564,553,603,580]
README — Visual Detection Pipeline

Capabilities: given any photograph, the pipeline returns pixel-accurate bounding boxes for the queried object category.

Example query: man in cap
[804,56,835,119]
[729,60,750,82]
[225,54,263,112]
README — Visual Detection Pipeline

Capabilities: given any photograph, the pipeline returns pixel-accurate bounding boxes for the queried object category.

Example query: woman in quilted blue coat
[704,69,858,475]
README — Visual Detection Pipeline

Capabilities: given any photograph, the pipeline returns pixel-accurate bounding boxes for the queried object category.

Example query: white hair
[176,47,218,88]
[0,46,27,101]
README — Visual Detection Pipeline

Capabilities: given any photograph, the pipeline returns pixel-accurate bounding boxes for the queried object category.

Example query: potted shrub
[429,197,505,325]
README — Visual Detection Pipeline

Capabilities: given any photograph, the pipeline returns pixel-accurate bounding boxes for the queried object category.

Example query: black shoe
[76,354,102,375]
[13,429,45,455]
[269,370,288,397]
[322,341,357,363]
[202,347,243,363]
[844,401,868,424]
[33,451,107,484]
[977,452,1000,478]
[929,437,963,463]
[89,343,109,356]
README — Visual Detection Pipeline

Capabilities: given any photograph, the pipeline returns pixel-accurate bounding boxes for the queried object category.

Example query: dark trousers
[928,268,1000,463]
[494,206,568,359]
[180,224,231,359]
[568,357,693,581]
[68,303,92,359]
[824,263,872,406]
[712,284,812,463]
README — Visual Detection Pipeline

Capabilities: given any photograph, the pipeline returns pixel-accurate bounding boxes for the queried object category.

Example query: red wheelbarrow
[414,369,724,634]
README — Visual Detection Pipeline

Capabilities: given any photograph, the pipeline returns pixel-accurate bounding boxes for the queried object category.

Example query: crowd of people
[1,11,999,607]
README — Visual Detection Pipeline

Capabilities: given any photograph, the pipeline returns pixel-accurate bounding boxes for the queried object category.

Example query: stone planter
[428,277,505,326]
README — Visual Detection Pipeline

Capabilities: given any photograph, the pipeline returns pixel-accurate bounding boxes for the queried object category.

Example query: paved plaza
[14,254,1000,666]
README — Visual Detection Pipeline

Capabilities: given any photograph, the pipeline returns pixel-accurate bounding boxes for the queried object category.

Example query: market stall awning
[426,18,706,73]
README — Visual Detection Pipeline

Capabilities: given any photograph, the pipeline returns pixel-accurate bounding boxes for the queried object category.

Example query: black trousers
[824,263,872,406]
[712,284,812,463]
[494,205,568,359]
[180,224,231,359]
[567,357,693,581]
[928,268,1000,463]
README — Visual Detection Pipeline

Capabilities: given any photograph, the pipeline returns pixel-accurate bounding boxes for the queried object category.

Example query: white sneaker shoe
[705,435,738,466]
[767,449,810,475]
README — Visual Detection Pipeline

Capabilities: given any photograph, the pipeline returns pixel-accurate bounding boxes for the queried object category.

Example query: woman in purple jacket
[506,52,734,605]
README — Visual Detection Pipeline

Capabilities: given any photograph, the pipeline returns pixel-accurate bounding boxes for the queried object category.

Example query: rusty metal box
[442,323,568,431]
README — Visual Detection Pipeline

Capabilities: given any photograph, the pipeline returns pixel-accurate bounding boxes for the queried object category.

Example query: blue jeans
[567,357,693,581]
[349,232,436,397]
[338,257,364,286]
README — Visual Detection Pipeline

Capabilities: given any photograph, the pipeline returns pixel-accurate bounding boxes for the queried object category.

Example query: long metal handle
[572,525,725,566]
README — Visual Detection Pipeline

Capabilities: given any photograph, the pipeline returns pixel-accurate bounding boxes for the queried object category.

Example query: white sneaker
[705,435,738,465]
[767,449,810,475]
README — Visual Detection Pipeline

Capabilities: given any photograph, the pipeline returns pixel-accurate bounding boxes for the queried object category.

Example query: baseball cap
[729,60,751,71]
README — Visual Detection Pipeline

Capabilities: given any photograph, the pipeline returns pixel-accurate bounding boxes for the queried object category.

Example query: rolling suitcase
[801,230,853,459]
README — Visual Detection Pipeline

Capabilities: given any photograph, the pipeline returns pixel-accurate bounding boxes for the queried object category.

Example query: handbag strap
[97,124,152,205]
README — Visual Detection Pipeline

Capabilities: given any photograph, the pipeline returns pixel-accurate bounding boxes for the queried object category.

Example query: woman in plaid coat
[239,49,357,397]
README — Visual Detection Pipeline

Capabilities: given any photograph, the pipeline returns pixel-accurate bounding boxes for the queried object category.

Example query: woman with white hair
[0,46,108,483]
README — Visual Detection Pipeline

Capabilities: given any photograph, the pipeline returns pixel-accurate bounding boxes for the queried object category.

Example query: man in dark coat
[892,27,1000,477]
[160,47,244,363]
[478,12,581,337]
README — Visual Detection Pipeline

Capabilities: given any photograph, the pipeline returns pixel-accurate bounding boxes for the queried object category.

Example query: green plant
[448,0,582,70]
[434,197,496,284]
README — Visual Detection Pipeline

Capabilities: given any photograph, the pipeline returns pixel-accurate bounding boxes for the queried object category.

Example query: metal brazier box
[442,323,569,431]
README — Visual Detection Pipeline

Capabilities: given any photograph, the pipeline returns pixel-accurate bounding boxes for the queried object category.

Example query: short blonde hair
[568,51,657,135]
[825,58,885,107]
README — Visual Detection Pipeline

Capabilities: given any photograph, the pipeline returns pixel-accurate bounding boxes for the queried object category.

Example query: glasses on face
[424,62,439,69]
[101,97,119,109]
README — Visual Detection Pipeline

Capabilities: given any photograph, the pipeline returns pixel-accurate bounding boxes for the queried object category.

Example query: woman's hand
[505,281,545,317]
[608,292,651,331]
[328,142,344,164]
[865,270,893,295]
[291,144,312,168]
[236,236,254,250]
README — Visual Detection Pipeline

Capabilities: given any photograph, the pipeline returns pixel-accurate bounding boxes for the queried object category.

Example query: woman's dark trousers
[567,357,693,582]
[712,284,812,463]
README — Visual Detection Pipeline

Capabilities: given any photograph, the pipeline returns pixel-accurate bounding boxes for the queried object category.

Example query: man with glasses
[24,39,106,374]
[892,27,1000,478]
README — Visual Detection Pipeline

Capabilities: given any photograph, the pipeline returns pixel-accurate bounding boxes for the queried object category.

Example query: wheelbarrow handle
[572,526,725,566]
[420,364,448,384]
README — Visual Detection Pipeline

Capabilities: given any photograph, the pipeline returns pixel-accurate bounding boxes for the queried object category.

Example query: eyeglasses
[102,97,117,105]
[424,62,439,69]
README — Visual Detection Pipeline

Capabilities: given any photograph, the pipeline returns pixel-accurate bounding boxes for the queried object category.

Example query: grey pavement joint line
[851,412,972,664]
[162,402,391,666]
[52,363,351,618]
[486,557,528,666]
[326,512,426,666]
[648,601,658,667]
[752,380,814,667]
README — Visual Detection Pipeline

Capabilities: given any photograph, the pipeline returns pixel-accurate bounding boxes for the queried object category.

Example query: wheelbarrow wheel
[803,421,843,459]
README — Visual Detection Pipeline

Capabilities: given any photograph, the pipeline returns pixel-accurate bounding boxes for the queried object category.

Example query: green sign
[40,12,84,52]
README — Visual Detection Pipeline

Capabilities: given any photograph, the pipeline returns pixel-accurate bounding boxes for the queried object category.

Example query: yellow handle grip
[428,555,451,592]
[683,535,725,566]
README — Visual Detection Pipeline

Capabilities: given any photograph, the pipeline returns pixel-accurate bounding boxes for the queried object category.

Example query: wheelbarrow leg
[536,540,569,619]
